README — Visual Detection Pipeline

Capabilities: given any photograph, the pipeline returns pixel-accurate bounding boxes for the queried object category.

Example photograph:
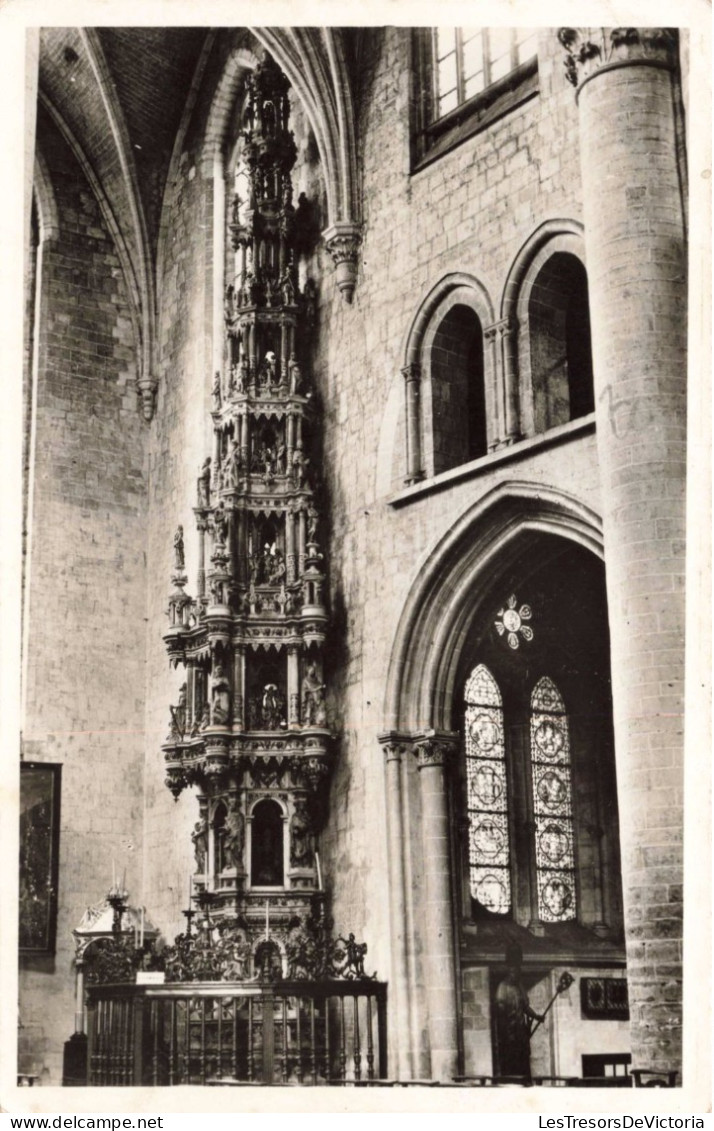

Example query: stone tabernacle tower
[162,53,331,961]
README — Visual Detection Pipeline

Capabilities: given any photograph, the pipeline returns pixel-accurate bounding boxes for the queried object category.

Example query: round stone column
[414,732,459,1081]
[559,28,686,1076]
[378,734,413,1079]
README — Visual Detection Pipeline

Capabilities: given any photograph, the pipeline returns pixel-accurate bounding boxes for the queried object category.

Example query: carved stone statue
[225,807,245,868]
[191,818,208,872]
[170,682,187,737]
[210,661,232,726]
[212,501,229,550]
[290,799,313,867]
[307,507,319,545]
[173,526,185,571]
[268,549,286,585]
[259,351,276,388]
[212,370,222,411]
[274,442,286,475]
[230,362,244,395]
[302,663,326,727]
[288,358,302,395]
[197,459,211,507]
[224,285,234,323]
[261,683,283,729]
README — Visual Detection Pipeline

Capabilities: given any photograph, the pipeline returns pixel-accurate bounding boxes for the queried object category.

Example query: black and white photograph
[0,0,710,1116]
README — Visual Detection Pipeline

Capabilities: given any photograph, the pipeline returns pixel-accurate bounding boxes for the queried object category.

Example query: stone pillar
[285,506,296,583]
[233,647,245,731]
[498,316,520,444]
[414,731,459,1081]
[483,323,503,450]
[401,364,424,484]
[559,27,686,1076]
[287,647,300,728]
[378,734,413,1080]
[196,517,207,599]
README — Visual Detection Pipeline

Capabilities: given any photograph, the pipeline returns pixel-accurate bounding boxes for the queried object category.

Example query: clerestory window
[412,27,540,168]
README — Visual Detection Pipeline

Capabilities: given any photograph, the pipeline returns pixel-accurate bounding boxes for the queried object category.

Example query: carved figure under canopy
[191,819,208,872]
[173,526,185,571]
[213,502,229,549]
[210,661,232,726]
[212,370,222,411]
[224,807,245,868]
[197,459,211,507]
[302,663,326,727]
[290,800,313,866]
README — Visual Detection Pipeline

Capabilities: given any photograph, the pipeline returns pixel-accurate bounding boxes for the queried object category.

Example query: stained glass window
[530,677,576,921]
[465,664,511,915]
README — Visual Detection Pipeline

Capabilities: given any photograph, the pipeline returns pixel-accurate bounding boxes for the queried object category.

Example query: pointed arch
[382,482,604,734]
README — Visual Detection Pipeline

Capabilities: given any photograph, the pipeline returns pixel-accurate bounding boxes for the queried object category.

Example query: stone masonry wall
[20,108,148,1085]
[308,28,602,1007]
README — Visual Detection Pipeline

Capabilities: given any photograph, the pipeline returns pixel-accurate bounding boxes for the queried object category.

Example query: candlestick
[265,899,270,940]
[112,858,117,892]
[315,851,323,892]
[140,908,145,949]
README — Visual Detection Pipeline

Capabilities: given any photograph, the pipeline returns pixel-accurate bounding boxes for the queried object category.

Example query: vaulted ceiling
[36,26,369,418]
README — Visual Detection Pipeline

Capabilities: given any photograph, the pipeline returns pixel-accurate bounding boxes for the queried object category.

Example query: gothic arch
[383,482,603,734]
[200,46,260,175]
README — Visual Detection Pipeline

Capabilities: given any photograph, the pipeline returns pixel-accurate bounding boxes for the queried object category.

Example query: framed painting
[19,763,61,953]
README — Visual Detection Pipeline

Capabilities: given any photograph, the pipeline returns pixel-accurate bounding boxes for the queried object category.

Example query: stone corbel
[323,222,362,304]
[137,374,158,423]
[558,27,677,92]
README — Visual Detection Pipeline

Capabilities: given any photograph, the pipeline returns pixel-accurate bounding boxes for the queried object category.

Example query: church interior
[16,23,693,1091]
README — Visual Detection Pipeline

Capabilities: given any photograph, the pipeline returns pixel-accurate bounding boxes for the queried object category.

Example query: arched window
[464,664,510,915]
[528,252,594,432]
[250,799,284,887]
[530,677,576,922]
[431,304,487,472]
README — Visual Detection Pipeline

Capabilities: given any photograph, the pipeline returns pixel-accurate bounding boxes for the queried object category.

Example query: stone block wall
[20,108,148,1084]
[305,28,599,998]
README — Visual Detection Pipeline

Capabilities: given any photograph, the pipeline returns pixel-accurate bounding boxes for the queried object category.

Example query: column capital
[378,731,412,764]
[558,27,677,92]
[401,362,422,383]
[484,316,516,342]
[413,730,459,770]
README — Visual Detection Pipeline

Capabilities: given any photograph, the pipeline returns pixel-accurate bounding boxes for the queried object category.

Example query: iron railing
[86,980,387,1086]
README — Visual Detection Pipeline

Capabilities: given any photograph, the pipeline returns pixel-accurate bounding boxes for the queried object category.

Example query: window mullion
[455,28,465,105]
[482,28,491,89]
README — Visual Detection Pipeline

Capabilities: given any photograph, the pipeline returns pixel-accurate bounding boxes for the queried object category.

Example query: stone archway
[379,483,607,1082]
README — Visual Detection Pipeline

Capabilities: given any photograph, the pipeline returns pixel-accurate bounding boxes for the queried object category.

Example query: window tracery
[464,664,511,916]
[530,677,577,922]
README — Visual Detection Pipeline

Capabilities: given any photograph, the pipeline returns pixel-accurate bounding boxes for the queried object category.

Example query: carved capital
[401,363,421,385]
[558,27,677,91]
[484,316,516,343]
[378,732,410,764]
[414,730,459,770]
[323,222,362,304]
